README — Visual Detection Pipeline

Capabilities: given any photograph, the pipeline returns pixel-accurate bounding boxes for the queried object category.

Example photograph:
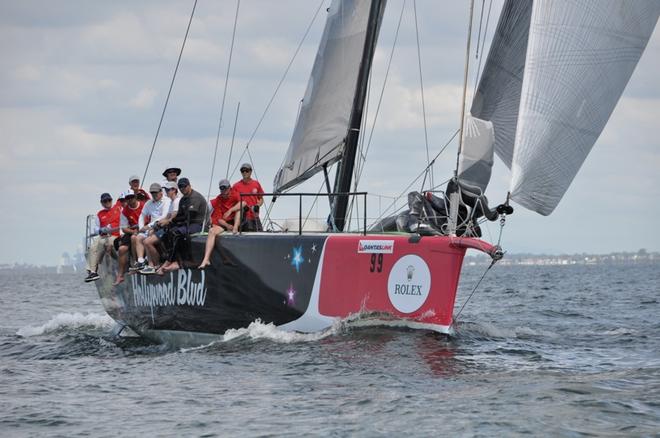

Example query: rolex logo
[406,265,415,282]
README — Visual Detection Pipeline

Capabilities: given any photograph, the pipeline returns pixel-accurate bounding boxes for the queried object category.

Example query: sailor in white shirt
[139,182,180,275]
[132,183,171,271]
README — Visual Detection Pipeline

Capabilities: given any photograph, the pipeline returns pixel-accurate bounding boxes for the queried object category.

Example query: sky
[1,0,659,265]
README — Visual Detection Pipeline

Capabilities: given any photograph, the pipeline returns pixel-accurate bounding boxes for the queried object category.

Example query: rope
[228,0,326,180]
[472,0,493,92]
[140,0,198,187]
[454,260,494,322]
[225,102,240,179]
[413,0,433,190]
[368,129,459,228]
[203,0,240,232]
[206,0,240,200]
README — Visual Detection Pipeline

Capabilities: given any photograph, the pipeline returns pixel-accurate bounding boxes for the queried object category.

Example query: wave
[16,312,114,337]
[454,320,559,339]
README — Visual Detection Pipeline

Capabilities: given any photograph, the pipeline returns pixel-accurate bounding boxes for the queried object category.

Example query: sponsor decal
[357,240,394,254]
[387,255,431,313]
[131,269,207,308]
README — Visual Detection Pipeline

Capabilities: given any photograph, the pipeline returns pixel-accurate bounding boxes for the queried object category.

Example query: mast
[331,0,386,232]
[449,0,475,236]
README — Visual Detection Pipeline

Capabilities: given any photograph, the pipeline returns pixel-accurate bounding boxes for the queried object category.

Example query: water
[1,264,659,436]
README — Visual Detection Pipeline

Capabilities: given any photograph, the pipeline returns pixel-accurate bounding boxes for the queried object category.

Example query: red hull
[318,235,497,330]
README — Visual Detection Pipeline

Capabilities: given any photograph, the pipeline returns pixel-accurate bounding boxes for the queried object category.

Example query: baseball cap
[128,175,140,184]
[240,163,252,171]
[100,193,112,202]
[177,177,190,188]
[163,181,177,190]
[218,178,231,190]
[149,182,162,192]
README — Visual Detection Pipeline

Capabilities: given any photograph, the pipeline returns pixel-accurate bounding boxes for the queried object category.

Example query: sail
[470,0,533,170]
[457,114,495,193]
[274,0,380,193]
[510,0,660,215]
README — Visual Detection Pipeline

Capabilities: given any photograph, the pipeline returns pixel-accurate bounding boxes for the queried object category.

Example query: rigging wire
[472,0,493,92]
[226,102,241,179]
[140,0,198,186]
[453,260,495,322]
[474,0,485,60]
[228,0,326,179]
[413,0,433,190]
[206,0,240,202]
[368,129,459,228]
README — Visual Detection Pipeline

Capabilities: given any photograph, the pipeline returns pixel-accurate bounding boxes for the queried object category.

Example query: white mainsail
[510,0,660,215]
[274,0,381,193]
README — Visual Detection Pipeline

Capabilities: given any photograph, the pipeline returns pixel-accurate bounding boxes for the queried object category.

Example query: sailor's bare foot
[198,260,211,269]
[113,276,124,286]
[162,261,180,272]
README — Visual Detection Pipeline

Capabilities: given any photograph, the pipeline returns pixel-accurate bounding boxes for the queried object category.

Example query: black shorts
[115,233,133,249]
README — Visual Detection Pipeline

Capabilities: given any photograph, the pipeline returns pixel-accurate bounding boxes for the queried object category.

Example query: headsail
[470,0,532,170]
[510,0,660,215]
[274,0,382,193]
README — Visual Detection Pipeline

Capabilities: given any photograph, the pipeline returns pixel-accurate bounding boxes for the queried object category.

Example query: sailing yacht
[92,0,659,345]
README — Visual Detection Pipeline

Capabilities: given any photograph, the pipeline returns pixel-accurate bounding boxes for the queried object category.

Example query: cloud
[129,88,158,109]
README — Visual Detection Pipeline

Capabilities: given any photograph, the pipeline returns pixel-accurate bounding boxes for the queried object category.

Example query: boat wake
[16,312,115,337]
[180,312,453,352]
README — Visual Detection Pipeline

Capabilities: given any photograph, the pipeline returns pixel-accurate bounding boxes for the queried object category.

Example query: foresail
[470,0,532,170]
[510,0,659,215]
[274,0,378,193]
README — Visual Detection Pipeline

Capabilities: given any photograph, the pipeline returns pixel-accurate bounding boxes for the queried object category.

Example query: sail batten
[274,0,379,193]
[510,0,659,215]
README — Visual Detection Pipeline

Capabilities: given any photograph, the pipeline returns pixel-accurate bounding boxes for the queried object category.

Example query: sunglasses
[101,199,112,203]
[240,168,251,173]
[219,185,229,190]
[177,184,188,189]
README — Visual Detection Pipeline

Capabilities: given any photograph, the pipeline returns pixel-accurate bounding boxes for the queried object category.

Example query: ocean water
[1,264,659,437]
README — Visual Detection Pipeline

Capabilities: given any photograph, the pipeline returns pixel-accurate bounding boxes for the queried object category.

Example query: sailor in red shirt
[114,192,145,285]
[199,179,242,269]
[232,162,264,232]
[84,193,121,282]
[128,174,151,202]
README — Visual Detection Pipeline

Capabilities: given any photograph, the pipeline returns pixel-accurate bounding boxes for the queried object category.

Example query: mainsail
[274,0,383,193]
[510,0,660,215]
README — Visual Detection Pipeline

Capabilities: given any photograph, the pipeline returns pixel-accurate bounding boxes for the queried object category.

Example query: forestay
[274,0,378,192]
[510,0,660,215]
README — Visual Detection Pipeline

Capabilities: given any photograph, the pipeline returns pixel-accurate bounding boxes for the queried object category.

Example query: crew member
[161,166,182,195]
[132,183,171,273]
[232,162,264,232]
[114,192,144,285]
[140,182,180,274]
[128,174,151,201]
[158,177,208,273]
[198,179,242,269]
[84,193,121,282]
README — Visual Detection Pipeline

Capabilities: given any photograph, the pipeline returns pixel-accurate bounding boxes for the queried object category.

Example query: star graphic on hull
[286,283,296,306]
[291,246,304,272]
[311,243,317,253]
